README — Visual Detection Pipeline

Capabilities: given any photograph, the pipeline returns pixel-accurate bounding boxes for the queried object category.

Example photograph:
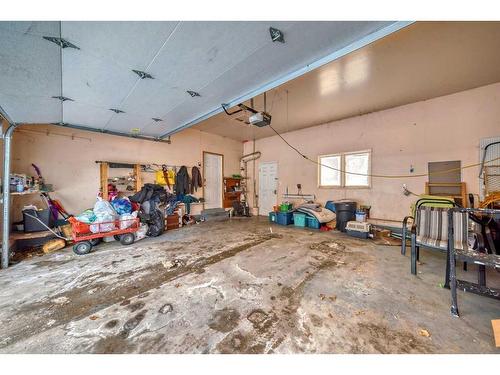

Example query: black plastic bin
[334,201,357,232]
[23,208,54,233]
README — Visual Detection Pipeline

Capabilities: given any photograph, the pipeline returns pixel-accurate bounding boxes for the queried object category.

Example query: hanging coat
[174,166,190,195]
[191,166,203,193]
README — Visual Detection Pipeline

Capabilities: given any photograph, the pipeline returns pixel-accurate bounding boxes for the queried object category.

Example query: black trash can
[334,201,357,232]
[23,208,54,233]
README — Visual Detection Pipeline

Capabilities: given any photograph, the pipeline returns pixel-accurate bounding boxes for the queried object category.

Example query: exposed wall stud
[132,70,154,79]
[187,90,201,97]
[42,36,80,49]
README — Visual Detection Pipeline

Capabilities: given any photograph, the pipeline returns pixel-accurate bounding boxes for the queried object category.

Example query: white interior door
[258,162,278,215]
[203,153,223,209]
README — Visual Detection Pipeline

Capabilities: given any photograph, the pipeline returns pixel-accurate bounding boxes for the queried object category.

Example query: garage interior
[0,20,499,354]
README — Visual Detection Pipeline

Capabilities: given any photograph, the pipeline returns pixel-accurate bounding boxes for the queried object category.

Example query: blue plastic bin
[325,201,336,212]
[306,216,321,229]
[269,212,277,223]
[276,211,294,225]
[293,213,306,227]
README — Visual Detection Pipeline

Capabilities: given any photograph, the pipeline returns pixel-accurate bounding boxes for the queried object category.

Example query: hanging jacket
[191,166,203,193]
[174,166,190,195]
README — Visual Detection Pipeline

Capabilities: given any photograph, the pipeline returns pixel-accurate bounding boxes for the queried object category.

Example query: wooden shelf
[223,177,242,208]
[425,182,467,207]
[100,162,142,200]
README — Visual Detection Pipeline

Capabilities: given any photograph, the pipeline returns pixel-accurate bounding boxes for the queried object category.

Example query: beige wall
[11,125,243,221]
[244,82,500,222]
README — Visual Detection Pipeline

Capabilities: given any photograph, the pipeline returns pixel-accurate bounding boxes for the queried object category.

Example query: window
[319,154,341,187]
[318,150,371,188]
[345,151,370,187]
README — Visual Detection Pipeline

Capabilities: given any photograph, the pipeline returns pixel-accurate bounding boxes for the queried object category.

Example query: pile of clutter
[75,197,140,233]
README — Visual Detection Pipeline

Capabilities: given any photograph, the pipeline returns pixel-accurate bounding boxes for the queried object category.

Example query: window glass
[345,152,370,186]
[319,155,341,186]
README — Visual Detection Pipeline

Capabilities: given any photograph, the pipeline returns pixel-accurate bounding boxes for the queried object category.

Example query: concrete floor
[0,217,498,353]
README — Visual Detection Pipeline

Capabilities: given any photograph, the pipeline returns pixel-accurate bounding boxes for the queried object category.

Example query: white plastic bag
[135,223,148,241]
[119,211,138,230]
[94,197,117,218]
[90,197,118,233]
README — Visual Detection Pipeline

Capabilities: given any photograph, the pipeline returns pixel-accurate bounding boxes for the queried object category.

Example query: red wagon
[68,216,140,255]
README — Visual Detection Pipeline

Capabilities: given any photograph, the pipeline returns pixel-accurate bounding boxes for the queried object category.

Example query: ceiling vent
[269,27,285,43]
[187,90,201,97]
[52,96,74,102]
[132,70,154,79]
[43,36,80,49]
[109,108,125,114]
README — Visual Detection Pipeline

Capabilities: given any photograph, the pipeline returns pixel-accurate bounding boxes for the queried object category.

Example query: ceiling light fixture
[187,90,201,97]
[132,70,154,79]
[51,96,74,102]
[109,108,125,114]
[43,36,80,49]
[269,27,285,43]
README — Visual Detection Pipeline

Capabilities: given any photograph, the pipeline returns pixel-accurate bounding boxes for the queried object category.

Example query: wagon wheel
[73,241,92,255]
[120,233,135,246]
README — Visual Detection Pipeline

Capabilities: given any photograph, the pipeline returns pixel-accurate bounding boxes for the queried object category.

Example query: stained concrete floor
[0,217,499,353]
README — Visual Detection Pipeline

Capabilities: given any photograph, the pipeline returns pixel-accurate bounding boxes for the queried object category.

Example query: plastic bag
[94,197,117,218]
[75,209,96,224]
[135,223,148,241]
[112,198,132,215]
[90,198,118,233]
[90,213,116,233]
[155,170,167,186]
[119,211,138,230]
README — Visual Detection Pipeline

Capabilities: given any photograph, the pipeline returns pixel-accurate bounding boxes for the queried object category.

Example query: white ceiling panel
[0,93,60,123]
[62,48,138,109]
[105,112,156,134]
[0,21,61,122]
[0,21,60,37]
[62,101,114,128]
[61,22,179,70]
[0,21,405,137]
[119,79,184,123]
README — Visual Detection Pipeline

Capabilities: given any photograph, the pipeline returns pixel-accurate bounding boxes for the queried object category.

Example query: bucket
[280,203,292,212]
[355,211,367,222]
[359,205,371,219]
[334,201,357,232]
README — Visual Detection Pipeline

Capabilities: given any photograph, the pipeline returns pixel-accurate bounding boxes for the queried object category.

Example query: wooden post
[100,162,109,200]
[134,164,142,192]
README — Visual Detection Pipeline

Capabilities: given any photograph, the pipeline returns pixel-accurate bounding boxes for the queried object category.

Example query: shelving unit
[425,182,467,207]
[98,162,143,200]
[223,177,242,208]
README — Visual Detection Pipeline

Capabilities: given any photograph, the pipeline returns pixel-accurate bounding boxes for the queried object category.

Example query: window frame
[318,149,372,189]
